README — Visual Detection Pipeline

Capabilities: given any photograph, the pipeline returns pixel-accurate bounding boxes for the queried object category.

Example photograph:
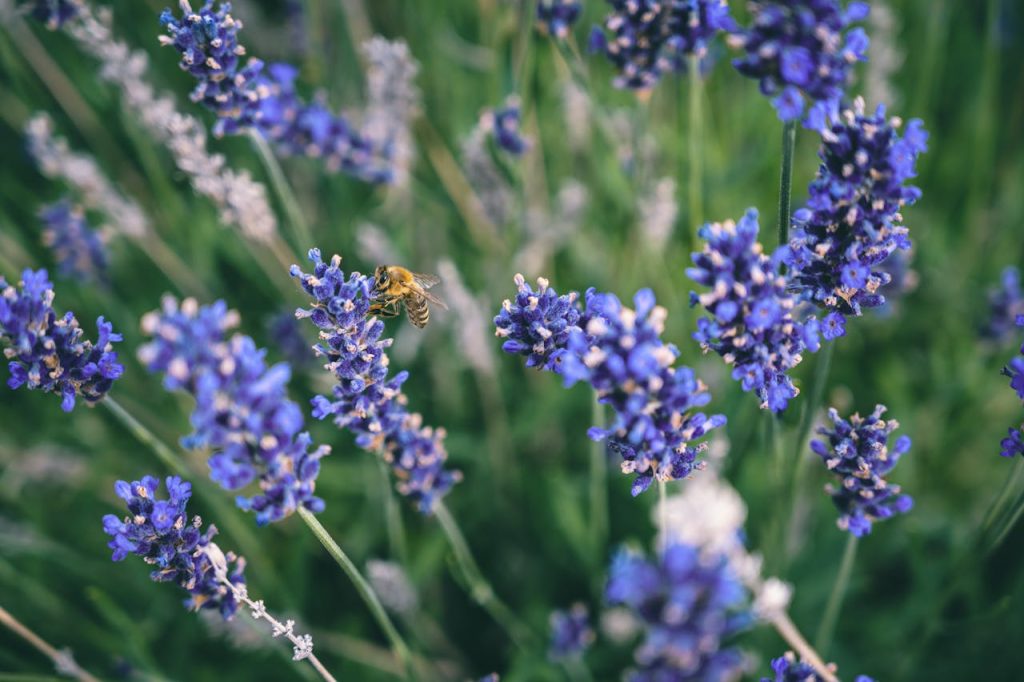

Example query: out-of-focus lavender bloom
[563,289,725,495]
[102,474,246,619]
[0,444,87,496]
[762,651,873,682]
[606,543,749,680]
[864,0,902,110]
[812,404,913,536]
[291,250,461,513]
[637,177,678,251]
[437,260,495,377]
[39,199,109,284]
[49,7,277,241]
[0,269,123,412]
[355,222,404,266]
[984,267,1024,342]
[786,98,928,335]
[27,0,82,29]
[361,37,421,187]
[549,603,594,660]
[590,0,735,90]
[536,0,581,39]
[481,97,529,156]
[367,560,418,615]
[516,180,588,274]
[562,81,591,151]
[26,114,149,239]
[138,297,330,524]
[265,309,312,369]
[729,0,869,126]
[688,209,819,413]
[494,274,582,373]
[1002,318,1024,457]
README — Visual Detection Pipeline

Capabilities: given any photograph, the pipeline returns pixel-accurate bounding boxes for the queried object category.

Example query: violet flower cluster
[482,98,529,156]
[605,543,749,680]
[536,0,581,39]
[763,651,874,682]
[102,474,246,619]
[27,0,82,29]
[496,275,724,495]
[687,208,820,413]
[589,0,735,90]
[0,269,123,412]
[159,1,392,183]
[291,249,461,513]
[812,404,913,536]
[786,98,928,335]
[984,266,1024,342]
[39,199,108,284]
[548,603,594,660]
[1001,317,1024,458]
[729,0,869,126]
[138,296,330,525]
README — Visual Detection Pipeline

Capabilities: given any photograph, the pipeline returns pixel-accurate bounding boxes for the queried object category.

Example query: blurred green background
[1,0,1023,680]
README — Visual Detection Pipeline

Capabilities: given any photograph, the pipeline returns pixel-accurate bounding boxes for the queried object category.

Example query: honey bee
[369,265,448,328]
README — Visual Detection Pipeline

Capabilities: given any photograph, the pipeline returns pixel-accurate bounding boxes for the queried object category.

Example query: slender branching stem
[0,605,100,682]
[687,55,703,246]
[297,508,414,680]
[814,533,859,656]
[434,502,534,651]
[777,120,797,248]
[248,130,314,252]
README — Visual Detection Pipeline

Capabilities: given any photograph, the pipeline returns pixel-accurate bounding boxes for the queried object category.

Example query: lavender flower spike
[0,269,123,412]
[138,296,329,524]
[984,266,1024,342]
[481,97,530,156]
[39,199,109,284]
[786,98,929,335]
[688,208,820,413]
[812,404,913,536]
[291,249,461,513]
[729,0,869,126]
[1001,317,1024,458]
[536,0,581,39]
[763,651,874,682]
[102,474,246,619]
[548,603,594,660]
[29,0,83,29]
[494,273,582,373]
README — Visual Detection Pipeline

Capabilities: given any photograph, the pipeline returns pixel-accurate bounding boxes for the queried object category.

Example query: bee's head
[374,266,390,289]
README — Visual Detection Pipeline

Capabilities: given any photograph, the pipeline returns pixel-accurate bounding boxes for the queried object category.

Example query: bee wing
[412,272,442,290]
[418,289,448,310]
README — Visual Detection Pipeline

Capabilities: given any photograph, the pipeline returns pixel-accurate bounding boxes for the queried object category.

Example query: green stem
[248,130,314,252]
[0,605,101,682]
[814,533,858,656]
[981,456,1024,534]
[297,508,414,680]
[687,55,703,246]
[102,397,189,477]
[987,486,1024,554]
[658,478,668,554]
[434,502,533,651]
[777,120,797,248]
[589,397,609,568]
[377,458,409,565]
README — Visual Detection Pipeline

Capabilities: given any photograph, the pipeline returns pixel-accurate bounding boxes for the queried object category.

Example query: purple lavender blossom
[28,0,83,29]
[606,543,749,680]
[159,1,393,183]
[537,0,582,39]
[494,274,582,372]
[39,199,108,284]
[687,208,819,413]
[786,98,928,336]
[0,269,123,412]
[549,603,594,660]
[984,267,1024,342]
[562,288,725,495]
[590,0,735,90]
[811,404,913,536]
[266,308,313,368]
[102,474,246,619]
[291,249,461,513]
[762,651,874,682]
[729,0,869,126]
[482,98,529,156]
[138,297,329,525]
[1002,318,1024,458]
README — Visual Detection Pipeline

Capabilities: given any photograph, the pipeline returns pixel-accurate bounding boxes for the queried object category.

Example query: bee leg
[369,299,401,318]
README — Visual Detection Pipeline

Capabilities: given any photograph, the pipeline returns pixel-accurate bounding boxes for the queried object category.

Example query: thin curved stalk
[590,398,609,568]
[434,502,534,651]
[248,130,314,252]
[814,533,859,656]
[687,55,703,246]
[0,605,100,682]
[297,508,414,679]
[777,120,797,248]
[771,611,838,682]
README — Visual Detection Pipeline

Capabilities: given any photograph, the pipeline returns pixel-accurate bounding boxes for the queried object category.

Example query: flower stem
[248,130,314,252]
[101,397,189,477]
[377,458,409,565]
[658,478,668,554]
[0,604,100,682]
[814,533,859,656]
[771,611,838,682]
[777,119,797,248]
[297,508,414,680]
[434,502,534,651]
[981,455,1024,534]
[687,55,703,246]
[589,397,609,568]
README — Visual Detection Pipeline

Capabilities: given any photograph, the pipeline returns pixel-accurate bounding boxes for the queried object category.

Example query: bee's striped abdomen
[405,296,430,328]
